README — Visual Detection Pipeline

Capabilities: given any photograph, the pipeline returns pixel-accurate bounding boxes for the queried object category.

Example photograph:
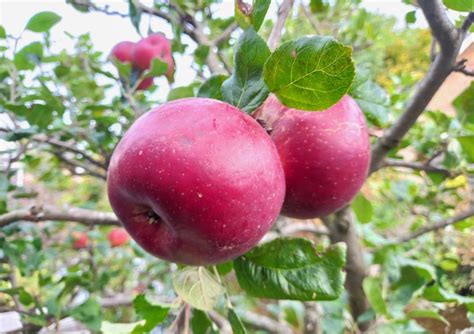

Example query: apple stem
[212,266,233,309]
[255,118,272,135]
[147,210,161,225]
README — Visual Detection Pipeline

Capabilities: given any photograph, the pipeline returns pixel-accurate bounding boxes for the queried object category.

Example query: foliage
[0,1,473,333]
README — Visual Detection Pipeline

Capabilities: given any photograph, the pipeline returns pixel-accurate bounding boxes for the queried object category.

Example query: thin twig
[32,134,106,170]
[397,208,474,242]
[301,3,321,35]
[382,158,452,177]
[211,22,239,46]
[268,0,295,51]
[0,204,119,227]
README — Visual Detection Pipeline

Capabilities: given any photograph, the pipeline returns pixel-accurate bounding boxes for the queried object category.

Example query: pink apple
[108,228,129,247]
[107,98,285,265]
[132,34,175,80]
[110,41,135,63]
[136,77,154,91]
[72,232,89,250]
[254,95,370,219]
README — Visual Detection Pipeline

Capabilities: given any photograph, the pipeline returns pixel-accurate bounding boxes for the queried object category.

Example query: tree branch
[239,311,293,334]
[382,158,452,177]
[397,208,474,243]
[32,134,107,170]
[67,0,128,18]
[460,12,474,33]
[268,0,295,51]
[0,205,118,228]
[263,221,329,242]
[303,302,322,334]
[369,0,465,173]
[54,152,107,180]
[208,311,232,334]
[454,58,474,76]
[211,22,239,46]
[322,208,370,331]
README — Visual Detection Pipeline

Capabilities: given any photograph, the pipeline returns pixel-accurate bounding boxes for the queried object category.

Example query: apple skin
[254,95,370,219]
[72,232,89,250]
[136,76,154,91]
[132,34,175,80]
[108,228,129,247]
[110,41,135,63]
[107,97,285,265]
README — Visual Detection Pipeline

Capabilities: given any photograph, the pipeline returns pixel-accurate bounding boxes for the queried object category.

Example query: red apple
[110,41,135,63]
[108,227,129,247]
[136,77,154,91]
[72,232,89,250]
[254,95,370,219]
[107,97,285,265]
[132,34,175,80]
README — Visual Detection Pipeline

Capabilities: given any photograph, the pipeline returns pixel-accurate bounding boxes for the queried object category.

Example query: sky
[0,0,427,100]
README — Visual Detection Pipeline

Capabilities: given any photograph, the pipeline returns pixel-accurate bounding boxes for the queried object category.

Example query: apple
[136,76,154,91]
[108,227,129,247]
[110,41,154,91]
[72,232,89,250]
[132,34,175,81]
[254,94,370,219]
[110,41,135,63]
[107,97,285,265]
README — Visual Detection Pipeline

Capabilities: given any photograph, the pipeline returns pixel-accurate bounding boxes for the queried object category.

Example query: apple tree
[1,0,474,333]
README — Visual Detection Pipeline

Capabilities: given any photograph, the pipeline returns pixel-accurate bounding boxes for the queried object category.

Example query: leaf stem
[212,265,233,309]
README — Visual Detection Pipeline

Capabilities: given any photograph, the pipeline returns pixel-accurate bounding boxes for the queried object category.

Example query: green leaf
[25,104,53,129]
[132,294,169,333]
[112,58,132,80]
[167,86,195,101]
[349,68,389,126]
[252,0,271,31]
[25,11,61,33]
[398,258,436,281]
[198,75,228,100]
[405,10,417,24]
[0,287,33,307]
[128,0,142,33]
[453,82,474,128]
[422,284,474,310]
[68,298,102,331]
[310,0,328,12]
[191,310,214,334]
[351,193,373,224]
[363,277,389,317]
[0,25,6,39]
[215,261,233,276]
[263,36,355,111]
[235,0,270,31]
[443,0,474,12]
[23,314,48,327]
[406,309,449,326]
[228,309,247,334]
[4,128,36,142]
[173,266,224,311]
[457,136,474,162]
[102,321,144,334]
[222,28,270,113]
[19,289,34,306]
[234,238,346,301]
[145,58,168,77]
[14,42,43,70]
